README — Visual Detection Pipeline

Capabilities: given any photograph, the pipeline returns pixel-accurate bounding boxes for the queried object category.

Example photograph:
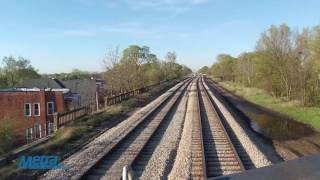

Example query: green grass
[219,81,320,131]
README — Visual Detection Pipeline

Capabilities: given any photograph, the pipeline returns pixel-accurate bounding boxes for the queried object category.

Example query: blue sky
[0,0,319,73]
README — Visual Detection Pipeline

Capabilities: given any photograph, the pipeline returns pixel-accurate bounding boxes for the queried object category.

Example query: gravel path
[139,82,191,180]
[40,81,185,180]
[168,80,197,179]
[203,79,273,168]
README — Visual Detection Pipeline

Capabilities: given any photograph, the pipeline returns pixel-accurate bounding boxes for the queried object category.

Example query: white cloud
[191,0,208,5]
[74,0,209,14]
[103,1,119,8]
[100,0,209,14]
[54,22,191,40]
[130,0,209,6]
[62,29,97,37]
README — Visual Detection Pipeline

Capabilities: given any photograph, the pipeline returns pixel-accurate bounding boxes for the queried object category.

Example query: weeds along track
[191,77,245,179]
[80,78,192,180]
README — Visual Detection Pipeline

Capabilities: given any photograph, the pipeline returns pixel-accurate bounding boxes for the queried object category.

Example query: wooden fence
[53,106,89,131]
[105,81,162,106]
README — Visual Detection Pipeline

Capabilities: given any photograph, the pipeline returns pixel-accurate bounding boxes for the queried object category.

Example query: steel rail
[190,77,207,179]
[197,77,245,178]
[79,78,193,180]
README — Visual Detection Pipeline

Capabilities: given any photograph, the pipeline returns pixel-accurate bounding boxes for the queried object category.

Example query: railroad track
[70,75,254,180]
[190,78,207,179]
[80,78,192,180]
[131,80,192,178]
[190,77,245,179]
[203,77,255,170]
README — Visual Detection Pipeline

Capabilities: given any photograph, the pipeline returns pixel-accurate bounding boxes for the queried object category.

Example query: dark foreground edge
[211,155,320,180]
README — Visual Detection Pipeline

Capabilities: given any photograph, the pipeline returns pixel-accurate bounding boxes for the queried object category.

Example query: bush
[0,116,17,155]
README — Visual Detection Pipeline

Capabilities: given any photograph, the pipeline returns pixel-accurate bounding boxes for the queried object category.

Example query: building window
[47,102,55,115]
[34,124,41,138]
[25,127,33,143]
[33,103,40,116]
[24,103,31,116]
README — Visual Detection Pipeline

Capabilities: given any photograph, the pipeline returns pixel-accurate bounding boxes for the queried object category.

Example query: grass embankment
[219,81,320,131]
[0,82,174,179]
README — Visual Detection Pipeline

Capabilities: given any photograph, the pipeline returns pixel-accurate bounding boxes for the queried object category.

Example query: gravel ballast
[203,79,273,168]
[168,81,197,179]
[40,76,281,179]
[139,83,191,179]
[40,81,185,180]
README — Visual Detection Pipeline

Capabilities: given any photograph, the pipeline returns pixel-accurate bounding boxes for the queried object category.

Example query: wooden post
[95,90,99,112]
[105,97,108,107]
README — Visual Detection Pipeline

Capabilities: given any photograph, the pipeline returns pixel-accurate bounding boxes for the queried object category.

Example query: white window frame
[47,102,55,115]
[33,103,40,116]
[24,103,31,117]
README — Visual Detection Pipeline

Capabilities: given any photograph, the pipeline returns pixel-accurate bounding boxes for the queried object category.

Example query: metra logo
[18,155,64,170]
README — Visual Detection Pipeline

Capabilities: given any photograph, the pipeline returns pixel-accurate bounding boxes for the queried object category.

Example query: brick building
[21,77,105,110]
[0,89,66,146]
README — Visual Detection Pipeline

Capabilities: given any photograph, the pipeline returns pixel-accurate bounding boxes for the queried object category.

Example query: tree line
[200,24,320,106]
[42,69,97,81]
[0,56,40,88]
[104,45,192,95]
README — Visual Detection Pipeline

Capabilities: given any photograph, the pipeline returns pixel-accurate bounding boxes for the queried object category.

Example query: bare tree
[104,46,120,95]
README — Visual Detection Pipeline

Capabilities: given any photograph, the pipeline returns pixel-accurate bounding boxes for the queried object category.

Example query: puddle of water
[234,103,315,141]
[206,79,320,156]
[206,79,317,142]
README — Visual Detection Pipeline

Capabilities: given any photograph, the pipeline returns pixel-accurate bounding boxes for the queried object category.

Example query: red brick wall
[0,90,65,146]
[44,91,65,113]
[45,91,65,133]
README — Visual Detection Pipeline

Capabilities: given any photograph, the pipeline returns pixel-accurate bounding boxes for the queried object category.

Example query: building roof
[0,88,69,93]
[18,78,66,89]
[17,78,98,106]
[62,79,97,106]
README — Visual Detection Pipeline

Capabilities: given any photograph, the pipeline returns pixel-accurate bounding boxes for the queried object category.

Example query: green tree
[256,24,300,100]
[306,26,320,105]
[0,67,8,88]
[234,52,259,86]
[104,45,191,95]
[210,24,320,106]
[164,51,180,80]
[60,69,92,80]
[1,56,40,87]
[211,54,236,81]
[198,66,209,74]
[0,116,17,154]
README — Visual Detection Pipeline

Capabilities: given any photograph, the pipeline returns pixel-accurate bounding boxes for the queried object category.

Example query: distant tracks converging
[190,77,254,179]
[80,78,193,180]
[78,76,254,180]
